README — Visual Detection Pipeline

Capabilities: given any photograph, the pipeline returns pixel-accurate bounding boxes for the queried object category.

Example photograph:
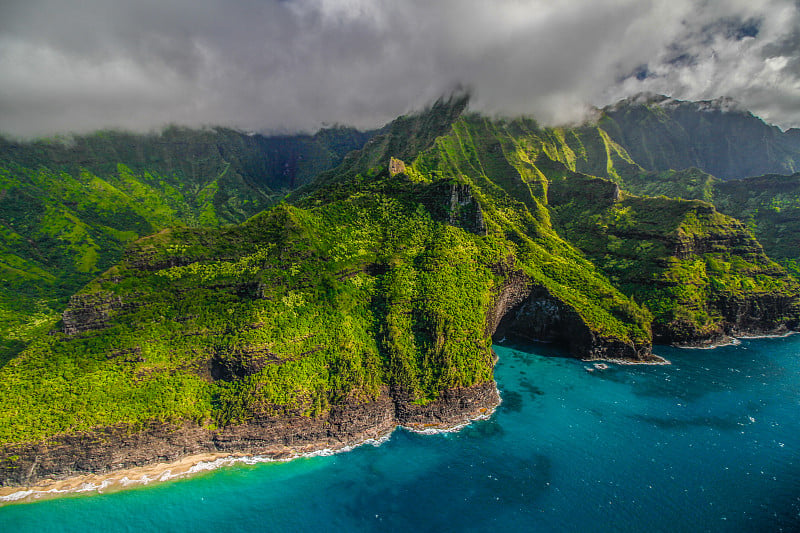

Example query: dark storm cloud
[1,0,799,137]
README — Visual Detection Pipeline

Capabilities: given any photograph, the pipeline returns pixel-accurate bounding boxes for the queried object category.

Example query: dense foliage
[618,170,800,278]
[0,126,374,362]
[0,95,798,447]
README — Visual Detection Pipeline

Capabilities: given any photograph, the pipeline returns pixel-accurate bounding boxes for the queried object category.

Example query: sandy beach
[0,452,243,505]
[0,397,499,507]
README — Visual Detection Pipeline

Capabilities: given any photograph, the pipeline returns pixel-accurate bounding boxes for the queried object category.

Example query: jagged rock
[62,292,133,335]
[389,156,406,176]
[447,183,486,235]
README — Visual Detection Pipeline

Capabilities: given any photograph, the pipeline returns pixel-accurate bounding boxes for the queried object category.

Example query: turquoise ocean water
[2,336,799,532]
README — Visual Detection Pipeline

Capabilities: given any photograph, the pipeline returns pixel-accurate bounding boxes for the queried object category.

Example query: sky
[1,0,799,137]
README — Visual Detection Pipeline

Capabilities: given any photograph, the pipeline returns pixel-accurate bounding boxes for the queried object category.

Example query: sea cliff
[1,382,498,488]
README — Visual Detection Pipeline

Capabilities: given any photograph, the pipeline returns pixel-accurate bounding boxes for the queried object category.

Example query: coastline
[6,329,796,505]
[672,330,797,350]
[0,451,242,505]
[0,383,500,506]
[581,354,671,366]
[0,436,401,506]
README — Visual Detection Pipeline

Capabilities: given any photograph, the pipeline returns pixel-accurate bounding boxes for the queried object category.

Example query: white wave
[675,330,797,351]
[0,490,34,502]
[674,337,741,350]
[735,331,797,340]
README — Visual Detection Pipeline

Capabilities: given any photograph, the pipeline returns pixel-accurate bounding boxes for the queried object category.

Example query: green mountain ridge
[1,94,799,486]
[599,93,800,180]
[0,125,376,362]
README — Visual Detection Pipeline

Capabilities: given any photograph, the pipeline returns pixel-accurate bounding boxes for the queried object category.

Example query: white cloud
[0,0,798,137]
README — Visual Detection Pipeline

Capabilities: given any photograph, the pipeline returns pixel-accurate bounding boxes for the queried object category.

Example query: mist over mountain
[599,93,800,180]
[3,1,800,136]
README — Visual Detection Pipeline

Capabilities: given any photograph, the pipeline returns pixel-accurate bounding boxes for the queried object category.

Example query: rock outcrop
[448,183,486,235]
[61,292,134,335]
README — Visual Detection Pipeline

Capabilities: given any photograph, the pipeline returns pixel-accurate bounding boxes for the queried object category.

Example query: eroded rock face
[448,183,486,235]
[657,292,800,346]
[0,382,499,487]
[61,292,133,335]
[394,381,498,428]
[485,257,529,336]
[388,156,406,176]
[718,293,800,334]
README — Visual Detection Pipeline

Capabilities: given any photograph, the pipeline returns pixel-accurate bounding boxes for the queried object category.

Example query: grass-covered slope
[714,173,800,277]
[0,200,495,443]
[617,169,800,279]
[0,99,656,448]
[0,126,374,362]
[1,96,798,473]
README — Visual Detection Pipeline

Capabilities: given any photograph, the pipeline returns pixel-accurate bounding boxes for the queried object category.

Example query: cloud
[1,0,799,137]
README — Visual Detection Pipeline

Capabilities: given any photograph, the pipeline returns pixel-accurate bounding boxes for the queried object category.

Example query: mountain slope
[618,169,800,278]
[599,94,800,180]
[0,126,375,362]
[3,98,798,487]
[548,171,799,344]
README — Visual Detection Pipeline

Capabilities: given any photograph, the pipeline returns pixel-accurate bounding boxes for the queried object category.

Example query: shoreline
[0,394,499,507]
[672,330,797,350]
[6,329,796,505]
[581,354,671,366]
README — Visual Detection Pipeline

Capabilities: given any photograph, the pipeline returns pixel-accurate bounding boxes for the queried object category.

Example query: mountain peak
[608,93,746,115]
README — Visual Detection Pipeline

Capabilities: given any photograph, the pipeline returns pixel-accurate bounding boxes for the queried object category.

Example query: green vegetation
[598,94,800,180]
[611,169,800,279]
[548,173,799,342]
[0,125,375,362]
[0,94,798,449]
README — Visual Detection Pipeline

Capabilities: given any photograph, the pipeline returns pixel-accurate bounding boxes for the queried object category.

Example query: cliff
[1,383,497,487]
[548,172,800,346]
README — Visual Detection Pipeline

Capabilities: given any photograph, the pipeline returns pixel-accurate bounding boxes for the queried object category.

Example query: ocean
[2,336,799,532]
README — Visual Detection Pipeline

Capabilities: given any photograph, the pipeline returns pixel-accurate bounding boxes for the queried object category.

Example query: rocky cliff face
[61,292,134,335]
[447,183,486,235]
[660,291,800,346]
[0,382,498,487]
[548,174,800,347]
[489,257,654,361]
